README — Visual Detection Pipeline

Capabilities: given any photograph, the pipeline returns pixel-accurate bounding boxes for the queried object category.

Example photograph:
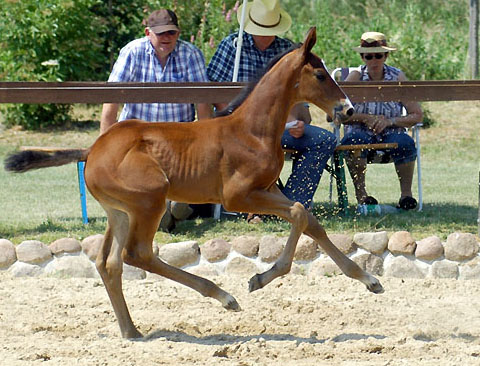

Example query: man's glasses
[154,30,178,37]
[364,53,385,60]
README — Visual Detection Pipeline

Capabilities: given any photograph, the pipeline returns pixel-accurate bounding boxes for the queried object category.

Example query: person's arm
[206,36,236,117]
[343,70,423,133]
[196,103,212,120]
[288,103,311,123]
[366,72,423,133]
[286,103,311,138]
[187,45,216,120]
[100,103,119,135]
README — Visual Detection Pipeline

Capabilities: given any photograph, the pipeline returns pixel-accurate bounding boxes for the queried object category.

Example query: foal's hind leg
[122,208,241,312]
[95,208,142,339]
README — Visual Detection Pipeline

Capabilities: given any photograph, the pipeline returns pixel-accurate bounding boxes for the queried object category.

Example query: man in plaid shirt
[207,0,336,210]
[100,9,213,229]
[100,9,211,134]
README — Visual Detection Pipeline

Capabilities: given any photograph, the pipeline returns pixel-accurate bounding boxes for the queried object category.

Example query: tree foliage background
[0,0,471,129]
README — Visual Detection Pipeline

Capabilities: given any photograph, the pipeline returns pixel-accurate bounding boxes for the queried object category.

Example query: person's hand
[287,120,305,138]
[367,115,391,134]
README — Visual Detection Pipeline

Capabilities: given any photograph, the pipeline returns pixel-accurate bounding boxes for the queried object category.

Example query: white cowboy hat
[352,31,397,53]
[237,0,292,36]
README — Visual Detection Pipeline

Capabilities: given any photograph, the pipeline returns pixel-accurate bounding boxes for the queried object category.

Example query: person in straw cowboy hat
[341,31,423,210]
[207,0,337,213]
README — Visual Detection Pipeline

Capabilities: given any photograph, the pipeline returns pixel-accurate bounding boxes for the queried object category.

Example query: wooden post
[469,0,479,79]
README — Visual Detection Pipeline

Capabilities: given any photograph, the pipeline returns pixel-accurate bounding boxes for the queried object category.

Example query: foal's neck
[240,67,299,141]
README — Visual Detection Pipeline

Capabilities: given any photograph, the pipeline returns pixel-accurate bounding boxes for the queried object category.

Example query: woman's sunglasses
[363,53,385,60]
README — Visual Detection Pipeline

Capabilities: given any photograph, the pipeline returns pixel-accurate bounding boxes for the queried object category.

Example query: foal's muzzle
[333,98,354,123]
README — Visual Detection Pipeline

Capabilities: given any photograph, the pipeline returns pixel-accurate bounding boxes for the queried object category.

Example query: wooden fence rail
[1,80,480,104]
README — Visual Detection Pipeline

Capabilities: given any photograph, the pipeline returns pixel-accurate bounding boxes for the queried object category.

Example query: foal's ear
[302,27,317,55]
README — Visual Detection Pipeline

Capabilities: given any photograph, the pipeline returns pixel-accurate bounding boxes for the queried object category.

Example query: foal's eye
[315,71,326,82]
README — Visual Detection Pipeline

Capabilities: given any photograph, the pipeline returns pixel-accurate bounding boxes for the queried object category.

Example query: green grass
[1,102,479,244]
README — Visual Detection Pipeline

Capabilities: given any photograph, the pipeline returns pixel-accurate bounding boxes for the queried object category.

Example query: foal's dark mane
[215,43,301,118]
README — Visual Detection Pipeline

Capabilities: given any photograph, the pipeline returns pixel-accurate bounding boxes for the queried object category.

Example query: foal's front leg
[248,201,308,292]
[304,213,384,293]
[225,185,384,294]
[224,186,309,292]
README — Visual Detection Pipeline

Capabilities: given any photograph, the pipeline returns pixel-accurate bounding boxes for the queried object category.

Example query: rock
[459,257,480,280]
[352,253,384,276]
[153,242,159,256]
[187,264,220,277]
[224,256,259,276]
[384,256,425,279]
[327,234,356,254]
[170,201,193,220]
[81,234,104,261]
[294,235,318,261]
[415,236,444,261]
[231,235,259,257]
[353,231,388,255]
[308,257,341,277]
[444,233,479,261]
[388,231,416,255]
[123,263,146,280]
[200,238,231,262]
[0,239,17,268]
[158,240,200,268]
[49,238,82,255]
[45,255,97,278]
[16,240,52,264]
[8,261,43,277]
[159,201,175,232]
[258,235,284,263]
[429,260,458,279]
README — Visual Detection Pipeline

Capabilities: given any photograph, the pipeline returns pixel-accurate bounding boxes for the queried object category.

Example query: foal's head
[216,27,353,123]
[295,28,353,122]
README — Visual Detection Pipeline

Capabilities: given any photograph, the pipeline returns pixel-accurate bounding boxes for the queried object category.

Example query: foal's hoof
[248,274,263,293]
[366,278,385,294]
[124,328,144,340]
[223,294,242,312]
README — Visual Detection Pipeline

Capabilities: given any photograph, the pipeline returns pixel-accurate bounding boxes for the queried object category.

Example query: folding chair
[329,67,423,211]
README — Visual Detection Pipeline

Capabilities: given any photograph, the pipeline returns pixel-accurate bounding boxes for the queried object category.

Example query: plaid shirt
[207,32,293,82]
[109,37,208,122]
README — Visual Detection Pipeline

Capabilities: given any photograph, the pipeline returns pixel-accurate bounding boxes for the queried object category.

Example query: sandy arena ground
[1,270,480,365]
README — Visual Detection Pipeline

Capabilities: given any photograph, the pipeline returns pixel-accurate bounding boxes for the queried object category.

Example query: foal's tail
[4,148,89,173]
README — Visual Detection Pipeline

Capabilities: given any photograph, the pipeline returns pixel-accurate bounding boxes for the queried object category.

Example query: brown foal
[5,28,383,339]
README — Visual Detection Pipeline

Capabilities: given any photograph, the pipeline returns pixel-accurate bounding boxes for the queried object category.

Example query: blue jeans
[341,126,416,165]
[281,124,336,209]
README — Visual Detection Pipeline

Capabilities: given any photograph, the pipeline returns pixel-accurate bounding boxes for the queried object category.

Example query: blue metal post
[77,161,88,224]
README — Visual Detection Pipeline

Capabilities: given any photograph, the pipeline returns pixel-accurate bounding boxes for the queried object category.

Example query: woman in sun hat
[341,31,423,210]
[207,0,337,211]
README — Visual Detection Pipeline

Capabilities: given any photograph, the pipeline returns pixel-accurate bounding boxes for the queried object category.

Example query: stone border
[1,231,479,280]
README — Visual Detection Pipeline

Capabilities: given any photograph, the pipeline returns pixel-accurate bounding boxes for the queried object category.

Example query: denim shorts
[341,125,416,165]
